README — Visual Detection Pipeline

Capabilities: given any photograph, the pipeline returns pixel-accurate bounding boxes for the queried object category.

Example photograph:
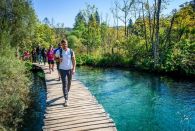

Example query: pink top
[47,49,54,61]
[24,51,30,58]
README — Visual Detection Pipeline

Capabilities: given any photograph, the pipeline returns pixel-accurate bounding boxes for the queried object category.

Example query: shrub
[163,40,195,75]
[0,47,31,130]
[97,53,126,67]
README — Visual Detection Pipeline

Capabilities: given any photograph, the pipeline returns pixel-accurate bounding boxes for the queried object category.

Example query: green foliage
[25,61,33,71]
[72,3,194,76]
[0,47,31,130]
[73,4,102,53]
[85,55,98,66]
[163,40,195,75]
[67,35,81,49]
[98,53,126,67]
[0,0,37,49]
[33,23,56,48]
[76,55,98,66]
[74,11,86,31]
[0,0,36,130]
[76,53,128,67]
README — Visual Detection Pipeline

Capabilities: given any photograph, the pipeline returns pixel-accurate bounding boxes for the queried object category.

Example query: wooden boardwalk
[36,64,117,131]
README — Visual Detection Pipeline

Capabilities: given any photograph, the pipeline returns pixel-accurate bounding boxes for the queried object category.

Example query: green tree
[73,4,101,54]
[33,23,56,48]
[0,0,37,50]
[0,0,37,130]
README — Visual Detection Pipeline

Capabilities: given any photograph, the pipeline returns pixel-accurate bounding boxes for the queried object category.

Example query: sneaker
[64,100,68,107]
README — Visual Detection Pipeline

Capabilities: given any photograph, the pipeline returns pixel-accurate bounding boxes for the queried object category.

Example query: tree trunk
[125,11,127,38]
[165,12,176,51]
[154,0,161,68]
[147,0,152,43]
[152,0,156,58]
[117,14,119,40]
[142,2,148,51]
[87,24,89,54]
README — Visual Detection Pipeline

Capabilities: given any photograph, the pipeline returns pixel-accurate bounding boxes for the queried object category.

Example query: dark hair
[61,39,67,44]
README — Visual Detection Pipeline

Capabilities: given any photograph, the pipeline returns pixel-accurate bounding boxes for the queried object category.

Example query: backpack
[59,48,73,62]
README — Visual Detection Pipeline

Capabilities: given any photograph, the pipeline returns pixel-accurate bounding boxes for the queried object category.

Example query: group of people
[30,39,76,107]
[31,45,48,66]
[30,44,58,74]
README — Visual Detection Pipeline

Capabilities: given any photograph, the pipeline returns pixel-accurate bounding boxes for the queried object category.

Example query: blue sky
[32,0,187,28]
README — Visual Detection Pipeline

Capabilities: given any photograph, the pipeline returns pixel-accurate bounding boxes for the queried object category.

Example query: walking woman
[47,45,55,74]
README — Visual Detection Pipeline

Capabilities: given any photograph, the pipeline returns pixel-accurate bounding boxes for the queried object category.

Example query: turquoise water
[21,71,46,131]
[75,66,195,131]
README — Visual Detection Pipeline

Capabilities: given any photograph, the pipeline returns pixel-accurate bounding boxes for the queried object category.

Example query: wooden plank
[34,64,117,131]
[44,113,108,125]
[43,120,115,131]
[44,109,105,119]
[46,106,103,114]
[44,117,112,128]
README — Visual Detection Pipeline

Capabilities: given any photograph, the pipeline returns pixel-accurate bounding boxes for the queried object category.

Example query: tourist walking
[23,50,30,61]
[55,39,76,106]
[47,45,55,74]
[41,47,47,65]
[31,48,37,63]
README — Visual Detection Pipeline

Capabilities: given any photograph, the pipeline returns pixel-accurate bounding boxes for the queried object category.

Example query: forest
[0,0,194,130]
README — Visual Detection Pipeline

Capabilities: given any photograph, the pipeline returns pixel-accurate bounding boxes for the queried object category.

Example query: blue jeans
[38,54,42,64]
[60,69,72,100]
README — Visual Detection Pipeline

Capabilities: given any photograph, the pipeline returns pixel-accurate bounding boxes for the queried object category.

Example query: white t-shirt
[55,48,73,70]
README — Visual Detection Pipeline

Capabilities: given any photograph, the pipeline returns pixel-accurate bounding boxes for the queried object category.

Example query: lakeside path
[34,64,117,131]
